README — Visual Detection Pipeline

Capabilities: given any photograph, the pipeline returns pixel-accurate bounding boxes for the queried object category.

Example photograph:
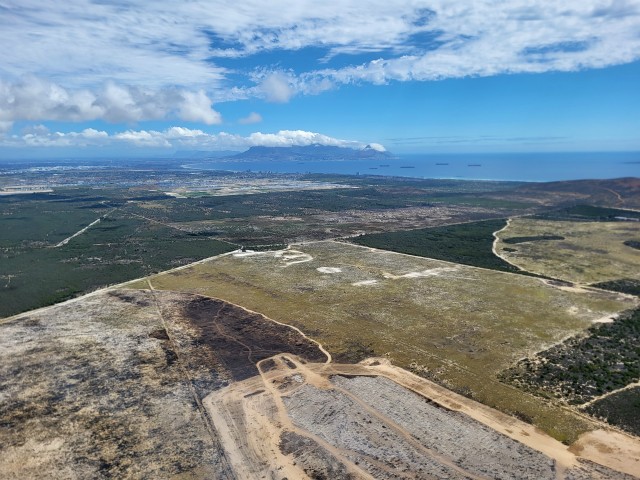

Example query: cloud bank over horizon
[1,126,368,152]
[1,1,640,128]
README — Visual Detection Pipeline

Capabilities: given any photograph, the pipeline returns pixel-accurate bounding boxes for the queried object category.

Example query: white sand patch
[352,280,378,286]
[317,267,342,274]
[233,250,266,257]
[274,250,313,267]
[164,191,186,198]
[592,315,615,324]
[383,267,458,279]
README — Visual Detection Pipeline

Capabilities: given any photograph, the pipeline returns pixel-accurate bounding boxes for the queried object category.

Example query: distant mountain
[227,144,394,162]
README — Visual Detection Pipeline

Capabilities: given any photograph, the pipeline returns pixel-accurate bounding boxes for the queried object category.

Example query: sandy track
[491,217,526,272]
[54,217,103,247]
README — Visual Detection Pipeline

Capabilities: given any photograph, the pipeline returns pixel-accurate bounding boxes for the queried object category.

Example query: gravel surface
[331,375,556,479]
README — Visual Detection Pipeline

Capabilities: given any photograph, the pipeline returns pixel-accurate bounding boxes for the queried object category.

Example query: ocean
[186,151,640,182]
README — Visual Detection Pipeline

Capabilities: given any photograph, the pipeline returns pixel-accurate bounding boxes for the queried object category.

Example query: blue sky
[1,1,639,156]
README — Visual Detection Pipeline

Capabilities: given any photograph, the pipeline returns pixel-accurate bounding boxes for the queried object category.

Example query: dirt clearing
[204,354,639,479]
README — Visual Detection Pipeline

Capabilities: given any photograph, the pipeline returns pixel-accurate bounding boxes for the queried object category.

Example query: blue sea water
[186,151,640,182]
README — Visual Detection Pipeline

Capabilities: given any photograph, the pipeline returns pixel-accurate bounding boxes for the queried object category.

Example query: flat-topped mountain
[227,144,394,161]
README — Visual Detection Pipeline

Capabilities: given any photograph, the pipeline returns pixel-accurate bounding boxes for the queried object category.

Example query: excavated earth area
[204,354,640,479]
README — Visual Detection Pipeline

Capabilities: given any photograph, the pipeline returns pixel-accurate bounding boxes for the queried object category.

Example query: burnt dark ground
[153,292,327,398]
[0,288,327,479]
[0,290,232,479]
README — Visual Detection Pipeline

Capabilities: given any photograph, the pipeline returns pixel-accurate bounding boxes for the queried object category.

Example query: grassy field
[130,240,636,443]
[1,180,538,317]
[495,217,640,284]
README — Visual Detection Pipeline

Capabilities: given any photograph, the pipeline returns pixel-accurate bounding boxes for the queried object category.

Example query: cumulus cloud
[238,112,263,124]
[367,143,386,152]
[17,128,110,148]
[0,126,372,151]
[259,72,295,103]
[1,1,639,115]
[0,78,222,125]
[177,90,222,124]
[247,130,360,148]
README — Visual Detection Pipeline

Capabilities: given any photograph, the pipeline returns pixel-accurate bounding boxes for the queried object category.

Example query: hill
[227,144,393,162]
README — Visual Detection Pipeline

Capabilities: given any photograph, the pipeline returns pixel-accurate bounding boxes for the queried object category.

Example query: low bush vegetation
[585,387,640,436]
[499,308,640,404]
[352,219,523,273]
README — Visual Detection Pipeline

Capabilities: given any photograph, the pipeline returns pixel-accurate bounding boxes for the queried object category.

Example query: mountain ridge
[225,144,394,161]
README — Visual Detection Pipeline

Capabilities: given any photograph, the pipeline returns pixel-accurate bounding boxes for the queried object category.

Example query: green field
[0,190,234,318]
[352,219,523,273]
[129,240,635,442]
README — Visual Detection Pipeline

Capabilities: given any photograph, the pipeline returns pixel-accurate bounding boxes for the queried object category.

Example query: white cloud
[238,112,263,124]
[177,90,222,124]
[0,126,372,151]
[259,72,295,103]
[367,143,386,152]
[113,130,172,148]
[17,128,110,147]
[0,121,13,134]
[247,130,360,148]
[0,1,639,116]
[0,78,222,125]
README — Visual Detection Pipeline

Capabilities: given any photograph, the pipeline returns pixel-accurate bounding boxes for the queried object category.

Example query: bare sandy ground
[204,354,640,479]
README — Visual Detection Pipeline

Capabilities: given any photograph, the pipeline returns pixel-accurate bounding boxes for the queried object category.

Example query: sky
[1,0,640,157]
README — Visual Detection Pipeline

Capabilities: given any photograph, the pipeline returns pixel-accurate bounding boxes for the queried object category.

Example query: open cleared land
[130,240,636,443]
[0,288,326,478]
[2,271,639,478]
[0,289,231,479]
[204,353,640,479]
[495,217,640,284]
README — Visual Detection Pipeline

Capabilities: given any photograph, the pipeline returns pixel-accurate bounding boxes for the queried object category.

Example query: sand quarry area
[205,353,640,479]
[2,286,639,479]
